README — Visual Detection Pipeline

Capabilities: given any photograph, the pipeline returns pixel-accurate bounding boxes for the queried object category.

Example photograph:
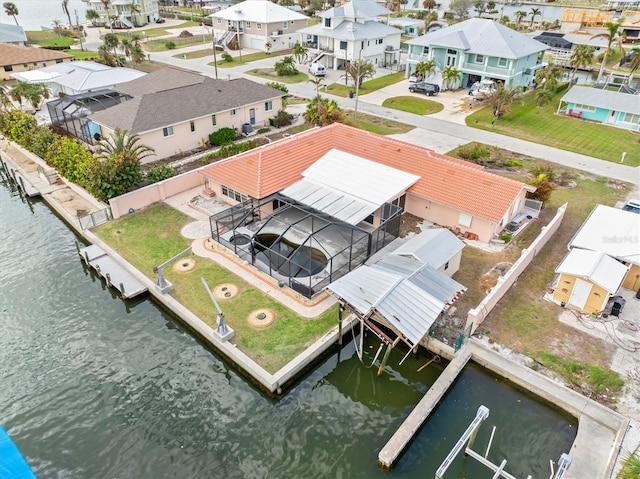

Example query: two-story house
[85,0,160,28]
[209,0,309,52]
[298,0,401,71]
[405,18,548,90]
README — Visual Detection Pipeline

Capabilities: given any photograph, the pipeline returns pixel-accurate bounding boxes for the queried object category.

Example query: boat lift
[435,405,572,479]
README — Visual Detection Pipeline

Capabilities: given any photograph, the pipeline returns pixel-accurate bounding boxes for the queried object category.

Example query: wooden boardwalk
[78,244,147,299]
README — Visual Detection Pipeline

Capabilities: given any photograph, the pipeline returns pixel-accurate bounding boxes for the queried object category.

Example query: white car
[409,73,421,83]
[469,80,496,97]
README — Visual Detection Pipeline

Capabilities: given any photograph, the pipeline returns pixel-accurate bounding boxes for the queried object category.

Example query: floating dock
[0,426,37,479]
[78,244,148,299]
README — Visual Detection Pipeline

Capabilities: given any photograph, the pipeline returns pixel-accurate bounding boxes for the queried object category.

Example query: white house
[209,0,309,52]
[85,0,160,28]
[298,0,402,71]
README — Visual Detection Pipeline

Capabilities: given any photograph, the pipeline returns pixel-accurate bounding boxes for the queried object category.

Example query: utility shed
[390,228,464,276]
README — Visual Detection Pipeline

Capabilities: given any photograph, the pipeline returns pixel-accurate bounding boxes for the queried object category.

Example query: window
[623,112,640,124]
[444,261,449,271]
[361,41,364,49]
[257,22,261,30]
[221,184,248,203]
[23,64,28,68]
[56,59,63,64]
[163,126,174,137]
[422,46,429,55]
[574,103,596,112]
[246,21,251,28]
[282,21,288,29]
[474,54,484,64]
[217,18,222,24]
[458,212,472,227]
[497,57,507,67]
[265,101,272,111]
[230,109,236,116]
[324,18,330,27]
[340,41,347,50]
[3,65,12,72]
[227,19,231,27]
[376,38,383,45]
[190,120,195,132]
[211,114,217,126]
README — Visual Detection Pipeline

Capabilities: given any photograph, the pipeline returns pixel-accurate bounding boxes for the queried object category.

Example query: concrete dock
[78,244,148,299]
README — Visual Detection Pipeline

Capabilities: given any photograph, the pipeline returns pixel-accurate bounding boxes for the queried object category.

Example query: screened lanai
[209,193,403,298]
[47,89,131,144]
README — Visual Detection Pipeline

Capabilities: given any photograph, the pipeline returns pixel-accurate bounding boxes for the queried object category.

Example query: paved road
[78,23,640,184]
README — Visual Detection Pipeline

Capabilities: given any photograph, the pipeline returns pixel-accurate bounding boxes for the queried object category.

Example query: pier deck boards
[79,245,147,299]
[378,349,472,469]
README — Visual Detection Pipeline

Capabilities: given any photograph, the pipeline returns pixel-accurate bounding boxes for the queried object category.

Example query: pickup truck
[409,82,440,96]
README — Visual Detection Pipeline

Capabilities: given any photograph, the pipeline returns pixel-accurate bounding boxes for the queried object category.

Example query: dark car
[409,82,440,96]
[155,17,166,23]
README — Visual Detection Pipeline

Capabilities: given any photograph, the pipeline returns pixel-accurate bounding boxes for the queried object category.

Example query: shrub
[264,82,289,94]
[504,159,523,168]
[455,142,491,162]
[44,136,93,186]
[24,126,59,158]
[618,453,640,479]
[0,110,37,145]
[500,232,512,243]
[274,56,298,76]
[217,140,257,159]
[165,40,176,50]
[209,127,237,146]
[146,163,174,184]
[257,127,270,134]
[86,151,143,202]
[276,110,292,127]
[222,52,233,62]
[528,164,556,182]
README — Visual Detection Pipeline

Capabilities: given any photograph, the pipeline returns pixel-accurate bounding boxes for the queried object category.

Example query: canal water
[0,179,576,478]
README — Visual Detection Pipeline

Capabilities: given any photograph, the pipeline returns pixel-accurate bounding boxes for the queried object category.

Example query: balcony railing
[461,62,510,76]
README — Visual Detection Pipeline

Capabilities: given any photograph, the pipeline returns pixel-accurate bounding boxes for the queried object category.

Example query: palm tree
[568,44,595,86]
[423,0,436,10]
[130,44,146,65]
[3,2,19,26]
[534,87,554,110]
[97,127,155,163]
[9,81,29,108]
[442,65,462,90]
[62,0,73,28]
[535,60,562,92]
[592,20,625,84]
[307,76,325,100]
[25,83,50,111]
[626,46,640,85]
[473,0,486,17]
[86,9,100,26]
[486,83,521,119]
[52,20,64,37]
[514,10,527,27]
[102,33,122,65]
[0,81,14,112]
[415,60,436,81]
[293,42,308,64]
[120,38,132,61]
[343,59,375,88]
[529,7,540,29]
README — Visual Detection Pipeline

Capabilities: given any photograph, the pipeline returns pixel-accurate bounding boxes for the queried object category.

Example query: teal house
[405,18,547,90]
[559,86,640,132]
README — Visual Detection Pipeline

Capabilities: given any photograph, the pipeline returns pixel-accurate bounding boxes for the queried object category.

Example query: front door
[568,279,592,309]
[249,108,255,125]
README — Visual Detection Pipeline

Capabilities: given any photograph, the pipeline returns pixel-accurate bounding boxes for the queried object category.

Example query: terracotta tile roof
[0,44,72,66]
[201,123,535,222]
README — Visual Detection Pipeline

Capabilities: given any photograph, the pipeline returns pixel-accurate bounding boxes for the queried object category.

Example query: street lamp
[211,29,218,79]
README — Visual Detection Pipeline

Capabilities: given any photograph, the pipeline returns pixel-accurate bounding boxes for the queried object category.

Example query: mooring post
[338,305,344,345]
[75,241,80,254]
[105,273,112,287]
[120,282,125,297]
[377,343,393,376]
[358,318,364,360]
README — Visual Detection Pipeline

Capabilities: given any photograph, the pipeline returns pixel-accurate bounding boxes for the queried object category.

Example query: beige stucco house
[199,123,535,243]
[0,44,72,81]
[88,68,284,161]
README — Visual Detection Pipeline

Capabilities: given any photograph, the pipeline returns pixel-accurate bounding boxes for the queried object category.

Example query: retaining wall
[465,203,568,334]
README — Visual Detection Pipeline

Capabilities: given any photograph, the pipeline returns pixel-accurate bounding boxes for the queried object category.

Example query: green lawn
[144,36,209,52]
[208,50,293,68]
[326,71,405,97]
[382,96,444,115]
[246,68,309,83]
[113,22,200,41]
[26,31,75,47]
[466,89,640,166]
[63,49,99,60]
[171,46,223,60]
[93,203,337,373]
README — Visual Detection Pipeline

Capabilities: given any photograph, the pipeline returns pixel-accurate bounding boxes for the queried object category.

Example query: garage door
[250,37,263,50]
[568,279,591,310]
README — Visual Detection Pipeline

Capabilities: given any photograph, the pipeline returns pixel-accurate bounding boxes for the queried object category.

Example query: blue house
[405,18,548,90]
[559,86,640,132]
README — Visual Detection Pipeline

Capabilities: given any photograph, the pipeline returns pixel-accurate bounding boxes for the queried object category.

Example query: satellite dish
[93,132,101,141]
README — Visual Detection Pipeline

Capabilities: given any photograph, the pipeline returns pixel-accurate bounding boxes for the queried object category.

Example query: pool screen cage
[47,89,131,145]
[209,193,402,298]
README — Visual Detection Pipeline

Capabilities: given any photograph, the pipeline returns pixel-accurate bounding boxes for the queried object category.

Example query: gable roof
[561,86,640,115]
[116,67,205,97]
[0,23,27,43]
[200,123,534,223]
[406,18,547,59]
[569,204,640,265]
[0,43,72,66]
[210,0,308,23]
[556,249,629,293]
[90,71,283,134]
[391,228,464,268]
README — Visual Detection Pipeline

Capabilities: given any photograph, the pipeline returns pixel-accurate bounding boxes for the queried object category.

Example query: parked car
[409,82,440,96]
[622,199,640,214]
[469,79,495,97]
[155,17,166,23]
[408,73,422,83]
[308,63,326,77]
